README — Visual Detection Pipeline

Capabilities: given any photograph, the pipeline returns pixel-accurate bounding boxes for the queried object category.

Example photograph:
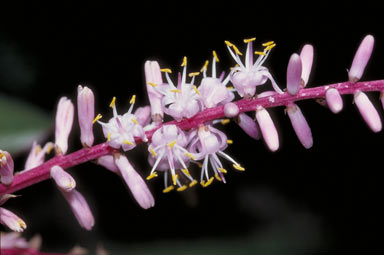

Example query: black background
[1,1,383,254]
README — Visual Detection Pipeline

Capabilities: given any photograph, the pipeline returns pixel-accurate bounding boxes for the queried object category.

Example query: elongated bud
[145,60,164,123]
[24,142,53,171]
[97,155,120,174]
[0,207,27,232]
[50,165,76,192]
[114,153,155,209]
[286,104,313,149]
[300,44,314,86]
[55,97,74,154]
[255,107,279,151]
[77,85,95,147]
[349,35,374,83]
[61,189,94,230]
[0,150,14,185]
[286,53,302,95]
[237,113,260,140]
[354,90,382,132]
[224,102,239,118]
[325,88,343,114]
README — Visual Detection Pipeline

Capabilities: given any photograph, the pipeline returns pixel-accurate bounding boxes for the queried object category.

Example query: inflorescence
[1,34,383,254]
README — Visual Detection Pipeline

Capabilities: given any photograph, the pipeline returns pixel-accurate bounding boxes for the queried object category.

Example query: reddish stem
[1,80,383,195]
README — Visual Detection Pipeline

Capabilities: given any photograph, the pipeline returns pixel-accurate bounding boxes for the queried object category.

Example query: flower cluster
[1,34,383,250]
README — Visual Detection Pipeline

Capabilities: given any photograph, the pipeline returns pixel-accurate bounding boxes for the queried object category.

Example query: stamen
[213,50,219,62]
[45,143,53,154]
[182,168,191,177]
[233,164,245,171]
[170,89,181,93]
[189,180,198,187]
[244,37,256,43]
[232,45,243,56]
[109,97,116,108]
[215,173,222,182]
[146,171,158,180]
[185,152,196,160]
[193,85,200,95]
[123,140,134,145]
[255,51,267,56]
[262,41,275,46]
[92,113,103,124]
[227,139,233,144]
[224,40,234,47]
[129,95,136,104]
[181,56,187,67]
[221,119,231,125]
[264,43,276,51]
[218,168,227,174]
[172,174,178,186]
[131,117,138,125]
[200,60,209,72]
[203,177,214,187]
[0,152,5,159]
[150,148,157,157]
[189,72,200,77]
[227,86,234,90]
[35,145,42,155]
[177,185,188,192]
[147,82,157,87]
[160,68,172,73]
[107,132,112,142]
[163,185,174,193]
[167,140,177,148]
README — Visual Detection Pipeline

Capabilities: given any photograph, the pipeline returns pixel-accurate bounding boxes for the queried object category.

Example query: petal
[349,35,374,82]
[97,155,120,174]
[134,106,151,126]
[237,113,260,140]
[286,53,302,95]
[300,44,314,86]
[286,104,313,149]
[255,107,279,151]
[354,91,382,132]
[325,88,343,114]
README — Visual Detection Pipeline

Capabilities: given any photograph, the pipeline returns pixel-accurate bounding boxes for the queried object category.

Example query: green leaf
[0,94,51,153]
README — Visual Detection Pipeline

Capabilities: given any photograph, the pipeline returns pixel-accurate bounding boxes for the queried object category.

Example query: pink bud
[114,153,155,209]
[237,113,260,140]
[224,102,239,117]
[286,53,302,95]
[0,150,14,185]
[97,155,120,174]
[24,142,53,171]
[55,97,74,154]
[286,104,313,149]
[0,207,27,232]
[50,165,76,192]
[349,35,375,82]
[134,106,151,126]
[300,44,314,86]
[61,189,95,230]
[145,60,164,122]
[325,88,343,114]
[354,90,382,132]
[255,107,279,151]
[77,85,95,147]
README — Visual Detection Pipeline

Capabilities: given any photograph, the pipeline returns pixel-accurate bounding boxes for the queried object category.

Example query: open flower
[226,38,282,98]
[147,125,197,193]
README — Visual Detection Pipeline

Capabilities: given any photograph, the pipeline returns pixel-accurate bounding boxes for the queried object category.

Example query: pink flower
[226,38,282,97]
[354,90,382,132]
[98,96,147,151]
[50,165,76,192]
[77,85,95,147]
[23,141,53,171]
[188,125,245,186]
[147,125,196,192]
[55,97,74,155]
[0,150,14,185]
[114,153,155,209]
[0,207,27,232]
[349,35,374,83]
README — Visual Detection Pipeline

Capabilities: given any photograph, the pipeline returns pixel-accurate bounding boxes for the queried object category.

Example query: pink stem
[1,80,383,195]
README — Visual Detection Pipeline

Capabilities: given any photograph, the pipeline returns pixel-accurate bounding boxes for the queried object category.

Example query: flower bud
[300,44,314,86]
[349,35,374,83]
[224,102,239,118]
[255,107,279,152]
[61,189,94,230]
[145,60,164,122]
[55,97,74,154]
[50,165,76,192]
[237,113,260,140]
[97,155,120,174]
[354,90,382,132]
[0,150,14,185]
[77,85,95,147]
[325,88,343,114]
[286,104,313,149]
[286,53,302,95]
[0,207,27,232]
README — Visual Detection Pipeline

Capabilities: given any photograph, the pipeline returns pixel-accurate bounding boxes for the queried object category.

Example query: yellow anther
[224,40,234,47]
[189,180,198,187]
[262,41,275,47]
[196,162,203,168]
[213,50,219,62]
[163,185,174,193]
[46,144,53,154]
[167,140,177,148]
[200,60,209,72]
[150,148,157,157]
[181,56,187,67]
[129,95,136,104]
[188,72,200,77]
[232,45,243,56]
[92,113,103,124]
[244,37,256,43]
[177,185,188,192]
[200,180,206,187]
[182,168,191,177]
[204,177,214,187]
[107,132,112,142]
[18,220,26,229]
[264,43,276,51]
[218,168,227,174]
[172,174,178,186]
[123,140,134,146]
[215,173,222,182]
[109,97,116,108]
[233,164,245,171]
[0,152,5,159]
[255,51,267,56]
[131,117,138,125]
[35,145,42,155]
[170,89,181,93]
[227,139,233,144]
[147,82,157,87]
[146,171,158,180]
[185,152,195,160]
[193,85,200,95]
[227,86,234,90]
[221,119,230,125]
[160,68,172,73]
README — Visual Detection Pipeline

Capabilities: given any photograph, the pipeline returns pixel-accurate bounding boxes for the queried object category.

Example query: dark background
[1,2,383,254]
